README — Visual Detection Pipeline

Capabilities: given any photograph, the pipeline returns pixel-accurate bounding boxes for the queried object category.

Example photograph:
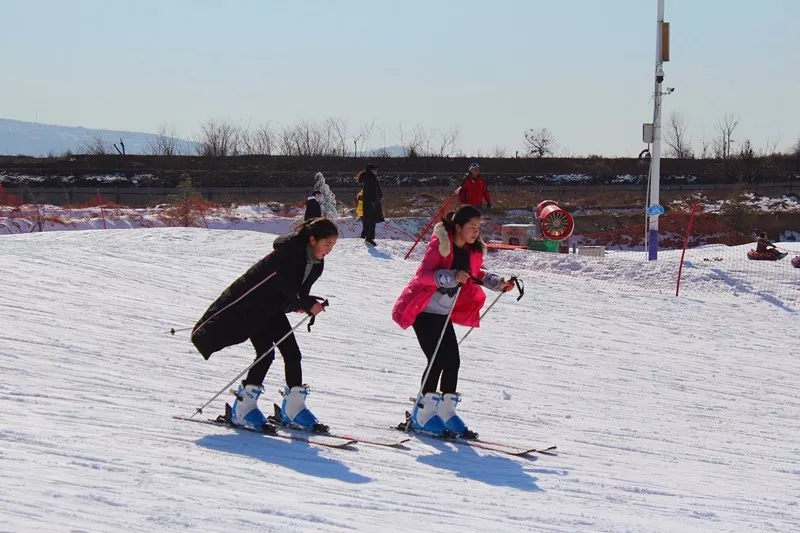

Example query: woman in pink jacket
[392,204,515,438]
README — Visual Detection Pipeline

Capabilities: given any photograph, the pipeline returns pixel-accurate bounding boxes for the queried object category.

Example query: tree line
[77,116,799,161]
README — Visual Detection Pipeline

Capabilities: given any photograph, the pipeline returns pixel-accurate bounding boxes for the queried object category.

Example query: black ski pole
[189,314,312,418]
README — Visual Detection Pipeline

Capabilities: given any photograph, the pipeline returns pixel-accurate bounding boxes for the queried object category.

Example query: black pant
[412,312,460,394]
[362,214,376,242]
[244,313,303,388]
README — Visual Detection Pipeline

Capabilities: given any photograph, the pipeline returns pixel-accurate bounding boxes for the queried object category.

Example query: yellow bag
[356,191,363,218]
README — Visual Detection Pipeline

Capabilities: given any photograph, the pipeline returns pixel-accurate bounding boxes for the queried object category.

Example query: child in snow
[190,218,338,432]
[391,204,515,438]
[304,190,323,221]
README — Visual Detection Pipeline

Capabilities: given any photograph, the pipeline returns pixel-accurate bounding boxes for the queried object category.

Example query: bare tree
[80,135,110,155]
[699,131,711,159]
[492,145,509,158]
[793,136,800,157]
[435,125,462,157]
[352,121,375,157]
[196,119,240,157]
[712,113,739,159]
[276,121,336,156]
[737,139,755,159]
[147,124,179,156]
[524,128,556,157]
[665,111,693,158]
[399,123,433,157]
[277,124,298,156]
[325,117,348,157]
[239,123,275,155]
[764,136,781,156]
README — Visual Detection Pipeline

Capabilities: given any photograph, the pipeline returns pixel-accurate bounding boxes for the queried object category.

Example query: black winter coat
[191,231,323,360]
[304,197,322,220]
[358,171,385,222]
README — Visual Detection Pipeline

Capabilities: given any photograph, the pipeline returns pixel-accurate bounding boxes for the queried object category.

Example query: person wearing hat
[304,190,323,221]
[458,162,491,212]
[356,163,384,246]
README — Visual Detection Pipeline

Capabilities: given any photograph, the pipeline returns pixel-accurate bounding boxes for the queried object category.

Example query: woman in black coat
[191,217,338,432]
[356,163,384,246]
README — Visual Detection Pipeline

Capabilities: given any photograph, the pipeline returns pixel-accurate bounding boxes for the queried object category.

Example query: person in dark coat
[356,163,384,246]
[190,218,338,432]
[755,232,778,254]
[304,190,323,220]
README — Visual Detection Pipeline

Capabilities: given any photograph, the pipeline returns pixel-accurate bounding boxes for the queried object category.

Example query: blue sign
[647,204,665,216]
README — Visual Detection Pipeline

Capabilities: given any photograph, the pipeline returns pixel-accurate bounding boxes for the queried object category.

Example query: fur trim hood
[433,222,487,256]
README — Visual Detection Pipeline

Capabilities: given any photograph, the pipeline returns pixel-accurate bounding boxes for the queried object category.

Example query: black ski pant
[362,213,377,242]
[244,313,303,388]
[412,312,460,395]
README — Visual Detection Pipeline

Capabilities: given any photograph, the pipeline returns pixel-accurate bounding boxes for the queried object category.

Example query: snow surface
[1,228,799,532]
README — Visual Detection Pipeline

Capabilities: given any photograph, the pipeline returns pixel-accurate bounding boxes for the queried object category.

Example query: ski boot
[438,392,478,440]
[229,383,275,433]
[279,385,328,433]
[408,392,448,436]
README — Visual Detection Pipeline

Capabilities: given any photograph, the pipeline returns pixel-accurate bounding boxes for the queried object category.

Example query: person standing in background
[458,162,491,212]
[356,163,384,246]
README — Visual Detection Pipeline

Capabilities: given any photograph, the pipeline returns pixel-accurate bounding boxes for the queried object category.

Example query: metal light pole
[646,0,667,261]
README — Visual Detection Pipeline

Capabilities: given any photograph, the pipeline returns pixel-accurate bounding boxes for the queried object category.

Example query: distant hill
[0,118,198,157]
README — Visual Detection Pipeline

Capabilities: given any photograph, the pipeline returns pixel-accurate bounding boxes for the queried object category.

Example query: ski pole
[189,313,312,418]
[411,286,462,426]
[167,272,280,336]
[458,276,524,346]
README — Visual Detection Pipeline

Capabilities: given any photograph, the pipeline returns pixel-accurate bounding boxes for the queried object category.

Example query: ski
[267,404,410,449]
[394,412,556,457]
[172,412,357,449]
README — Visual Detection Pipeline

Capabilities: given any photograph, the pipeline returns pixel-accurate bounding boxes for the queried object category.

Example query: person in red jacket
[457,162,491,211]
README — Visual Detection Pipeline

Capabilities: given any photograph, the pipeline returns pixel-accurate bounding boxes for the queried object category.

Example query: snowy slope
[0,229,798,533]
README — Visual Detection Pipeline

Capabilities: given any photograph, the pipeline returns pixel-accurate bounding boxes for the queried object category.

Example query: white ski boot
[409,392,448,436]
[438,392,478,439]
[279,385,328,433]
[230,383,269,430]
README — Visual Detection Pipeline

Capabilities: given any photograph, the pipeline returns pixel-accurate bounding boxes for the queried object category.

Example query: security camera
[656,67,665,84]
[666,87,675,94]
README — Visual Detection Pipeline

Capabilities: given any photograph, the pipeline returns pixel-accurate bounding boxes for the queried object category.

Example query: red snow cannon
[536,200,574,241]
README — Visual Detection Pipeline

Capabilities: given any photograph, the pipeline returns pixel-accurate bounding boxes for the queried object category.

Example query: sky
[1,0,799,157]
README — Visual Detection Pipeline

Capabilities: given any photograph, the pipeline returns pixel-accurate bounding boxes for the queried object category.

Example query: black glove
[486,202,492,210]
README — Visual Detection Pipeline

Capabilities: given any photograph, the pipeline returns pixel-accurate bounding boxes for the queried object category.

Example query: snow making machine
[500,200,575,252]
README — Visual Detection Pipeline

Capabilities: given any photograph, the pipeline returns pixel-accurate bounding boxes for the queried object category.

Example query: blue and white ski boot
[279,385,328,433]
[437,392,478,439]
[230,383,270,431]
[409,392,448,436]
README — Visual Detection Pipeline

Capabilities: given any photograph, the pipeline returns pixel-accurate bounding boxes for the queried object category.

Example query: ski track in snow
[0,228,798,533]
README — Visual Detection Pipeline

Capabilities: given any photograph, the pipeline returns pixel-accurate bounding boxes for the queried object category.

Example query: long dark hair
[296,217,339,241]
[441,204,483,252]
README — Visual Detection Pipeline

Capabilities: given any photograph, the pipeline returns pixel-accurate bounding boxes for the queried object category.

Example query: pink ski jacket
[392,223,489,330]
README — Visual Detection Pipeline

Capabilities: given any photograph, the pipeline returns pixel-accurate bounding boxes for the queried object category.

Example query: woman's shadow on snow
[416,439,549,492]
[367,245,392,260]
[195,432,372,484]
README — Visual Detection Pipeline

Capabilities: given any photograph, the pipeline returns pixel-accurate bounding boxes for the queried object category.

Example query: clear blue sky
[2,0,798,156]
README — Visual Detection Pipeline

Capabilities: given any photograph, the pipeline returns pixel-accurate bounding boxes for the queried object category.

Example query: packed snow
[1,227,799,533]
